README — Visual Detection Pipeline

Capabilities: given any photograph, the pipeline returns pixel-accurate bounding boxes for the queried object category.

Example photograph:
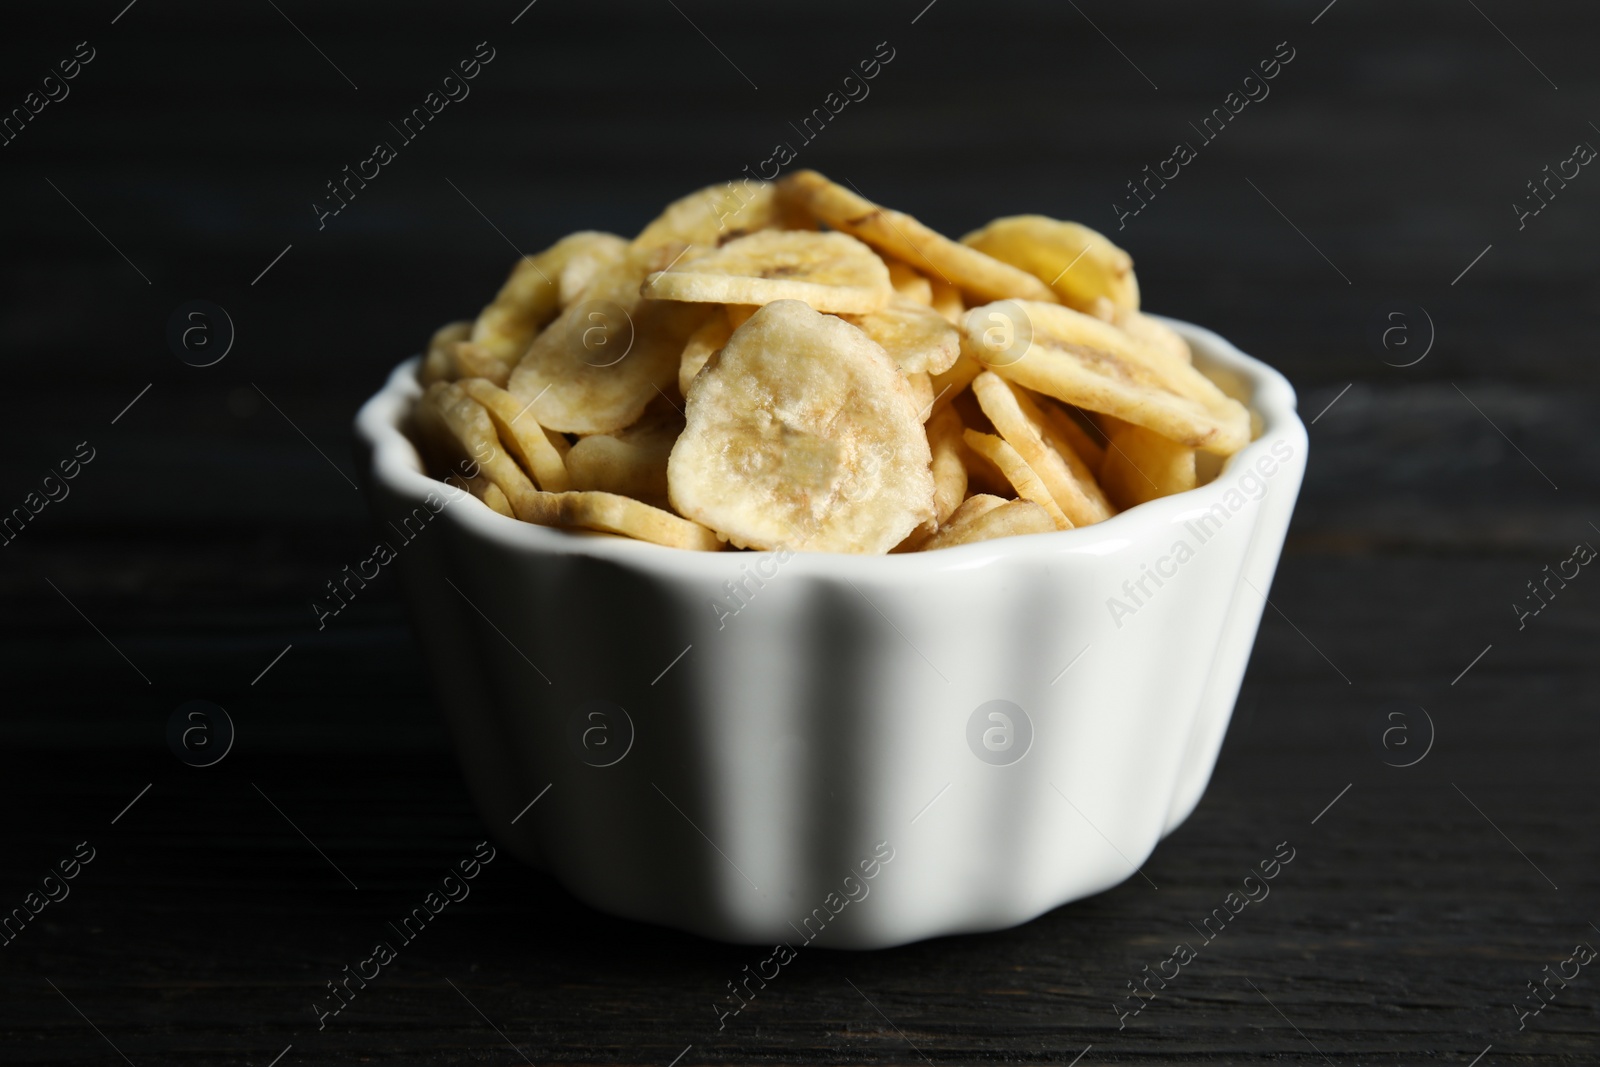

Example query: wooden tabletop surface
[1,1,1596,1063]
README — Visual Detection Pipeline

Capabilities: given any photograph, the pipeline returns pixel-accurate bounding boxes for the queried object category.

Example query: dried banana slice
[456,377,572,492]
[844,298,961,376]
[887,260,934,305]
[943,493,1009,527]
[641,230,892,315]
[631,179,807,252]
[924,496,1056,550]
[928,339,984,413]
[961,215,1139,313]
[1032,393,1107,469]
[1115,308,1191,364]
[471,231,628,365]
[418,382,538,505]
[971,372,1113,528]
[420,320,472,385]
[965,299,1250,455]
[556,435,669,507]
[779,170,1058,304]
[668,299,935,553]
[450,342,513,387]
[507,252,707,435]
[421,384,716,549]
[1097,415,1197,509]
[905,372,936,422]
[928,274,965,324]
[677,313,733,398]
[894,403,966,551]
[926,405,969,525]
[557,233,629,306]
[516,490,722,550]
[446,473,513,517]
[961,429,1071,530]
[564,398,683,504]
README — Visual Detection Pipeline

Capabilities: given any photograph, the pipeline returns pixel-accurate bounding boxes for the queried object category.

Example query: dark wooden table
[3,1,1597,1062]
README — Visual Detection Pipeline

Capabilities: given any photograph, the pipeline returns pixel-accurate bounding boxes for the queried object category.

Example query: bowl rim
[356,315,1303,581]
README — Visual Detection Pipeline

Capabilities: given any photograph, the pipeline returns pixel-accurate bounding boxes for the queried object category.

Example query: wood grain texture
[1,0,1597,1062]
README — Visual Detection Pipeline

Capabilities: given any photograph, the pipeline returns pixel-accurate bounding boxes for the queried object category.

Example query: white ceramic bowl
[355,317,1305,949]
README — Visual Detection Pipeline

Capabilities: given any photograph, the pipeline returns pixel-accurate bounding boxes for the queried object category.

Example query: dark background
[2,0,1597,1063]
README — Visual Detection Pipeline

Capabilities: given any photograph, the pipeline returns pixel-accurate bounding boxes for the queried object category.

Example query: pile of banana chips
[413,171,1251,554]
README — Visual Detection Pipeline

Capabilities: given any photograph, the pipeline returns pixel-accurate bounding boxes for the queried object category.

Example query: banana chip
[780,170,1058,304]
[952,412,1010,497]
[542,424,572,459]
[844,299,961,376]
[924,495,1055,551]
[1115,308,1191,365]
[928,274,965,324]
[424,384,717,548]
[421,320,472,385]
[962,429,1071,530]
[943,492,1009,527]
[668,299,934,553]
[508,252,707,434]
[565,436,669,503]
[895,402,968,551]
[631,179,805,252]
[457,377,572,492]
[961,215,1139,313]
[887,260,934,305]
[1097,415,1197,510]
[622,396,685,442]
[905,372,936,422]
[929,340,984,412]
[519,490,724,550]
[565,399,682,504]
[926,406,969,524]
[966,300,1250,455]
[1032,393,1107,469]
[972,372,1113,528]
[451,342,513,387]
[678,314,734,398]
[642,230,892,315]
[558,233,629,306]
[447,473,514,517]
[471,231,627,365]
[420,382,538,506]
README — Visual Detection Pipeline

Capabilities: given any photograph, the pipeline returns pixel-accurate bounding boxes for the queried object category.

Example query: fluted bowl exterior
[354,318,1306,948]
